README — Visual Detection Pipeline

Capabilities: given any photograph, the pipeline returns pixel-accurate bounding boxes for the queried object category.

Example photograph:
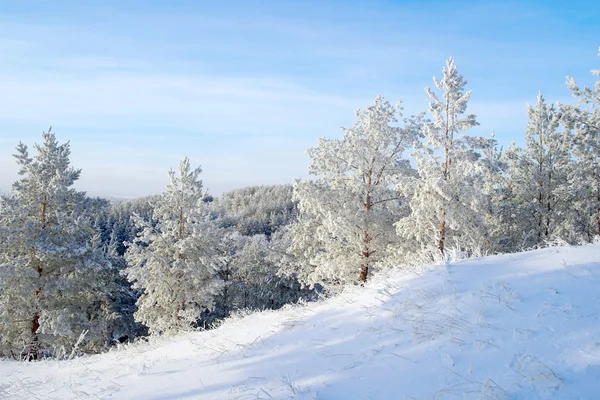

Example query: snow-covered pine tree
[396,58,488,260]
[227,233,308,311]
[468,133,515,252]
[101,194,159,257]
[289,96,417,288]
[208,229,247,321]
[124,158,222,335]
[0,129,116,360]
[504,93,572,248]
[197,185,307,325]
[562,49,600,241]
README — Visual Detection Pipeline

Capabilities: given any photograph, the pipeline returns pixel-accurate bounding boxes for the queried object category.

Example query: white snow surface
[2,244,600,399]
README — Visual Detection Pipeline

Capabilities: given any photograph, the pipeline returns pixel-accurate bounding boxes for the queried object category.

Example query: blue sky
[0,0,599,198]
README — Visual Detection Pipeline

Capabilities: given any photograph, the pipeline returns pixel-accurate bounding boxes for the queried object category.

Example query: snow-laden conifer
[289,96,417,288]
[234,233,308,309]
[470,133,517,252]
[562,49,600,240]
[124,158,221,334]
[203,226,310,324]
[504,94,571,248]
[396,58,488,259]
[0,129,116,360]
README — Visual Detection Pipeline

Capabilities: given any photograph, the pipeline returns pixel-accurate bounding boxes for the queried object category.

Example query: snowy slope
[2,244,600,399]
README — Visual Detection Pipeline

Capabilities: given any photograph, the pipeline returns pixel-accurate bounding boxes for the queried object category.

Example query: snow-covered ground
[2,244,600,399]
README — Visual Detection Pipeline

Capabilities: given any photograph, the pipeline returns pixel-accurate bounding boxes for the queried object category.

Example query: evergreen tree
[290,96,417,288]
[470,133,515,252]
[504,94,571,248]
[124,158,222,334]
[228,233,309,310]
[207,229,247,321]
[0,129,115,360]
[563,49,600,241]
[396,58,488,260]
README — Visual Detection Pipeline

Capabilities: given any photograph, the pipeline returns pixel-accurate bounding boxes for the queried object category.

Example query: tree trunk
[359,262,368,283]
[178,208,184,240]
[438,209,446,254]
[439,121,450,255]
[545,198,551,238]
[28,314,40,361]
[29,268,43,361]
[359,191,372,283]
[537,178,544,240]
[596,182,600,236]
[29,196,48,361]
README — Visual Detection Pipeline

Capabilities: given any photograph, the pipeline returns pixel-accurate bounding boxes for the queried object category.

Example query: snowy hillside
[2,244,600,399]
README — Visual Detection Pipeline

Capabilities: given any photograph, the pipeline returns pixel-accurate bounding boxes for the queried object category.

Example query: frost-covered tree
[469,133,517,252]
[211,233,306,312]
[97,195,159,257]
[290,96,417,288]
[193,184,306,325]
[79,195,160,341]
[124,158,221,334]
[202,225,312,325]
[562,49,600,241]
[0,130,116,360]
[210,230,247,319]
[396,58,488,259]
[504,94,571,248]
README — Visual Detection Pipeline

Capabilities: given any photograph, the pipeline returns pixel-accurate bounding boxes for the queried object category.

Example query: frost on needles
[123,158,222,335]
[0,129,118,360]
[288,95,420,287]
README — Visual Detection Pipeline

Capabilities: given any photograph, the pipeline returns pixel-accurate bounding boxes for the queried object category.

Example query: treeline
[1,52,599,360]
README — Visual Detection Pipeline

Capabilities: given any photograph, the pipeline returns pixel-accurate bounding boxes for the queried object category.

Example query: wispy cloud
[0,72,357,135]
[0,1,599,197]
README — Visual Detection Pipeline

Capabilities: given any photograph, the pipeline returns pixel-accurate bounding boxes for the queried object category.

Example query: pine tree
[396,58,488,260]
[563,48,600,241]
[0,129,115,360]
[504,94,571,248]
[230,233,307,310]
[290,96,417,288]
[124,158,222,334]
[209,229,247,320]
[470,133,515,252]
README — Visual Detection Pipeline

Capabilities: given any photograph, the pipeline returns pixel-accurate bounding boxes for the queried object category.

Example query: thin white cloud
[0,72,357,136]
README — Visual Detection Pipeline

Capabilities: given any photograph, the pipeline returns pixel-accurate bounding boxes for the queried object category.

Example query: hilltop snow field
[2,244,600,399]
